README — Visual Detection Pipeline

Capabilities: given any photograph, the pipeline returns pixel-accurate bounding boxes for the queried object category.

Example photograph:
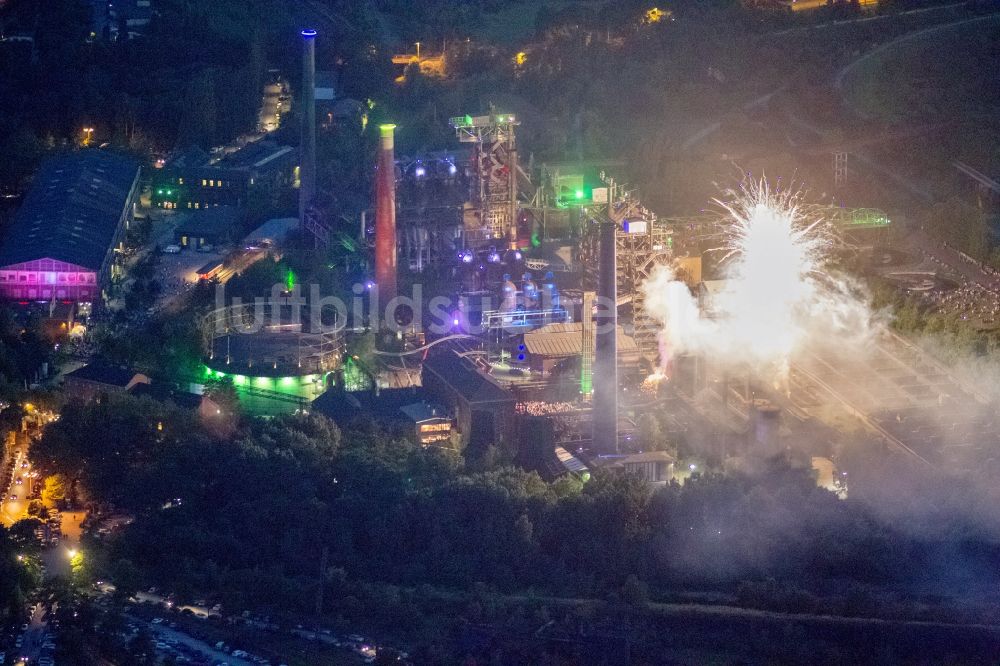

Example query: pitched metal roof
[312,387,423,416]
[0,151,139,270]
[399,401,448,423]
[554,446,589,474]
[523,323,638,358]
[216,141,295,170]
[164,145,211,168]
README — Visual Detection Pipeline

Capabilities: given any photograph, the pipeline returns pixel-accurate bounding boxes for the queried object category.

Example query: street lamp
[67,548,78,559]
[82,127,94,146]
[415,41,421,60]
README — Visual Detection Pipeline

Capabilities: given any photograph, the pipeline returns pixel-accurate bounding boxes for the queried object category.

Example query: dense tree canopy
[27,393,1000,624]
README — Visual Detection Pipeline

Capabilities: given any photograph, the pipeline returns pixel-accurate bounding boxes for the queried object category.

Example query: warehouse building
[151,140,296,210]
[0,151,140,302]
[422,351,516,451]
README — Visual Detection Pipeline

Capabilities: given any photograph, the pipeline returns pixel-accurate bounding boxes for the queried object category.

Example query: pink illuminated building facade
[0,259,99,302]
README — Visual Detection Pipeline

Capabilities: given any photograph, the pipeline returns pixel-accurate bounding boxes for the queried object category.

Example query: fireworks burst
[713,182,830,283]
[710,181,834,369]
[642,179,874,386]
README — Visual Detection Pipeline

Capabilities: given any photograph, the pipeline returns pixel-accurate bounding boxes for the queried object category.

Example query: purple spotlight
[448,163,457,175]
[461,250,474,264]
[414,166,426,178]
[365,280,375,290]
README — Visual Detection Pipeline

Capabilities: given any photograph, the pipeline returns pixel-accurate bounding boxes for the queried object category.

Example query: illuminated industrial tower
[299,29,317,228]
[449,112,520,246]
[375,124,398,304]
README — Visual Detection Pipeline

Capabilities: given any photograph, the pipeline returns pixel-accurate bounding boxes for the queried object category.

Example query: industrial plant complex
[2,3,1000,662]
[5,26,981,491]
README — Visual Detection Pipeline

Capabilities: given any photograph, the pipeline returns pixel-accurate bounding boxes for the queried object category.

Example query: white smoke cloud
[642,183,878,384]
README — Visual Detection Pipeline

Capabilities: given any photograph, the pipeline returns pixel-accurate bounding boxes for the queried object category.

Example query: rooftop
[423,352,514,405]
[174,206,240,238]
[312,387,442,426]
[555,446,589,474]
[0,151,139,270]
[243,217,298,246]
[399,401,448,423]
[523,323,638,358]
[164,146,211,169]
[216,141,295,171]
[315,70,337,100]
[129,382,204,410]
[64,363,144,387]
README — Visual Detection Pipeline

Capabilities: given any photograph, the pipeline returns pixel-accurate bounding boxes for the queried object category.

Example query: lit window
[202,179,207,186]
[195,202,200,209]
[178,177,184,185]
[209,179,215,187]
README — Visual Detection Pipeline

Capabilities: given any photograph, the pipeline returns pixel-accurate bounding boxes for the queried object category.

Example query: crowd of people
[919,247,1000,326]
[922,282,1000,325]
[521,400,578,416]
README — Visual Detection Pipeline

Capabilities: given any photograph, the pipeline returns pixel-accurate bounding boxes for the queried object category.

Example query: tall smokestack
[581,291,595,396]
[299,28,317,227]
[375,124,398,305]
[592,221,618,454]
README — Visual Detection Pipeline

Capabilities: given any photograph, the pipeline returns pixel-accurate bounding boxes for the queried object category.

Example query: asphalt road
[14,603,51,664]
[1,448,32,526]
